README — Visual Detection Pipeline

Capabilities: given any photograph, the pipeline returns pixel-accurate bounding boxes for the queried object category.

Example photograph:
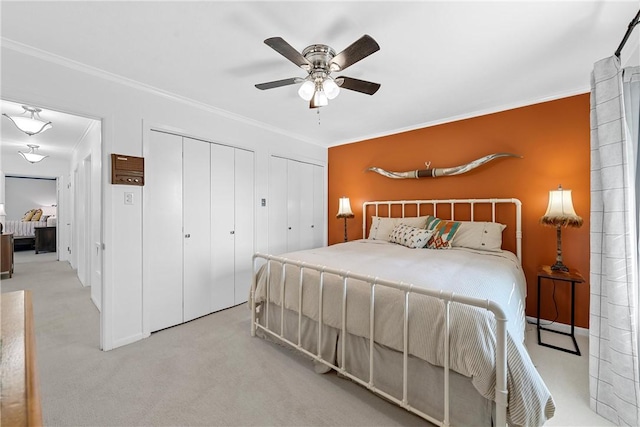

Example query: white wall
[5,176,57,220]
[1,45,327,350]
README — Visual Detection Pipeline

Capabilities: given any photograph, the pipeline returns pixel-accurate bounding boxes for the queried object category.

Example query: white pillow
[389,224,434,249]
[368,215,431,241]
[451,221,506,252]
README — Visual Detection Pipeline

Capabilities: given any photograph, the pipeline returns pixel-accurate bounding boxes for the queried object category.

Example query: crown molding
[328,88,590,148]
[1,37,322,147]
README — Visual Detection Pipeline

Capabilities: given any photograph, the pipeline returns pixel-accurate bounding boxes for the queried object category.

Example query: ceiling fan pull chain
[317,109,321,126]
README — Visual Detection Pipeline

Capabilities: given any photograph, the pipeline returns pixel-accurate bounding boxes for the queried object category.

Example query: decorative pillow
[389,224,433,249]
[452,221,507,252]
[22,209,36,221]
[426,220,462,249]
[368,215,432,241]
[31,208,43,221]
[424,215,442,231]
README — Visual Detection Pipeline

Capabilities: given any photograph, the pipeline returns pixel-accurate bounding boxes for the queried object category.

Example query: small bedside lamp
[336,197,355,243]
[540,185,583,272]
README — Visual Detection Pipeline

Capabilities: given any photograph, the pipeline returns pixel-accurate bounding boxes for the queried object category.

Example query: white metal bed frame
[250,198,523,427]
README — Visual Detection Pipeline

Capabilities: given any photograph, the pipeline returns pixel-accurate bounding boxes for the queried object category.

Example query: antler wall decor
[366,152,521,179]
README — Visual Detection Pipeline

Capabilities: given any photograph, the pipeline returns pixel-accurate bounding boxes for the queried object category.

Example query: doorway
[1,98,103,344]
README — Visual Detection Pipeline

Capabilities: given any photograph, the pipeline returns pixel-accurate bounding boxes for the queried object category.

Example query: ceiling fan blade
[255,77,304,90]
[330,35,380,72]
[335,76,381,95]
[264,37,312,71]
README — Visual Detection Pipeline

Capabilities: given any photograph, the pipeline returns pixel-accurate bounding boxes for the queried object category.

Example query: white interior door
[299,162,315,251]
[233,148,255,305]
[64,173,72,262]
[268,156,288,255]
[90,150,103,310]
[183,137,212,322]
[210,144,235,312]
[83,157,92,287]
[312,164,324,248]
[286,160,301,252]
[145,131,183,332]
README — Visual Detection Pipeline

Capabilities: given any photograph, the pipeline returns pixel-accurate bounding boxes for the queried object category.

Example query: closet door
[268,156,288,255]
[183,137,212,322]
[298,162,315,251]
[286,160,302,252]
[210,144,236,312]
[312,164,325,248]
[234,148,255,305]
[145,131,183,332]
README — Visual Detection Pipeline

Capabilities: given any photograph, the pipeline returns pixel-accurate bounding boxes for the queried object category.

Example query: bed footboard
[250,253,509,427]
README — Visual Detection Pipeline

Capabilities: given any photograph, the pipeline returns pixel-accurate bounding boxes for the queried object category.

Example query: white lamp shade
[298,80,315,101]
[336,197,354,218]
[19,151,48,163]
[323,78,340,100]
[0,204,6,216]
[8,116,52,135]
[541,185,583,228]
[310,88,328,108]
[544,188,578,218]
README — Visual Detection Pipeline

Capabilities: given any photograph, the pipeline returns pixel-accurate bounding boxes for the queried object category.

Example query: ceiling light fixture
[256,35,380,109]
[19,144,48,164]
[3,105,53,136]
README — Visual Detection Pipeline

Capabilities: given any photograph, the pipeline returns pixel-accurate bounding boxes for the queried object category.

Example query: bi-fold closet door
[268,156,324,255]
[145,130,254,333]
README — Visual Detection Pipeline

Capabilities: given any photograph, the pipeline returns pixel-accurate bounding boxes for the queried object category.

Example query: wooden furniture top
[537,265,585,283]
[1,291,43,427]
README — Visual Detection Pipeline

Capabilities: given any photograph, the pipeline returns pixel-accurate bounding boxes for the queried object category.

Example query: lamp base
[550,261,569,272]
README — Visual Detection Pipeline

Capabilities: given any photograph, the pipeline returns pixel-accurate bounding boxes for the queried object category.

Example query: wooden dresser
[1,291,43,426]
[1,232,14,278]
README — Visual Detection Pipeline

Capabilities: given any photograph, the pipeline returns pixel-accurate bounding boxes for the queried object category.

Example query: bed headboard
[362,198,522,262]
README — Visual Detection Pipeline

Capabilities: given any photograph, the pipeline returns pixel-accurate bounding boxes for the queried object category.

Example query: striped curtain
[590,56,640,425]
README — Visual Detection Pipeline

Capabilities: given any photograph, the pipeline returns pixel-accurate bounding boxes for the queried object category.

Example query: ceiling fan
[255,35,381,108]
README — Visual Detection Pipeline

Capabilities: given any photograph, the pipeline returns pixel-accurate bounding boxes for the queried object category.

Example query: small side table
[35,226,56,254]
[537,265,584,355]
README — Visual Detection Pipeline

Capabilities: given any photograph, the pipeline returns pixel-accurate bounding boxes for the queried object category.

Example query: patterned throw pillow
[426,220,461,249]
[368,215,433,241]
[425,215,442,231]
[31,208,43,221]
[389,224,433,249]
[22,209,36,222]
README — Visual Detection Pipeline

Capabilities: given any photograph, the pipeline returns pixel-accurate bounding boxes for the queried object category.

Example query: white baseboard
[526,316,589,337]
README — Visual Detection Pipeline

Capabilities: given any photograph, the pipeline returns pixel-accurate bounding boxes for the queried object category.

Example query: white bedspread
[254,240,555,426]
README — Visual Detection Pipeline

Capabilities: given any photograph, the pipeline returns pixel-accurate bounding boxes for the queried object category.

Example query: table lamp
[336,197,354,243]
[540,185,583,272]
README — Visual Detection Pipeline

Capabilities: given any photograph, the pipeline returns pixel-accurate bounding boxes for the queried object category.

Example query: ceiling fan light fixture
[3,105,53,136]
[18,144,48,164]
[310,81,328,108]
[323,78,340,100]
[298,80,315,101]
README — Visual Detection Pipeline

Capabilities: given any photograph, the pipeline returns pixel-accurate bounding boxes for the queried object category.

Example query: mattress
[253,239,555,426]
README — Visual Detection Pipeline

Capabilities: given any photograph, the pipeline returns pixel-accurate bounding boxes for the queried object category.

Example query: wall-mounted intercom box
[111,154,144,186]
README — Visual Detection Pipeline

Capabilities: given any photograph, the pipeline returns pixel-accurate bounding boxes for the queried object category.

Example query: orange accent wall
[328,94,590,328]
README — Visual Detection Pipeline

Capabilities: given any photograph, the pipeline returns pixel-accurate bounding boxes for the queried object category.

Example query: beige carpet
[2,254,424,426]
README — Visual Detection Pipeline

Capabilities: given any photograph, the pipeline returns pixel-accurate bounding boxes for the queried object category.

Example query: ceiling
[1,1,638,149]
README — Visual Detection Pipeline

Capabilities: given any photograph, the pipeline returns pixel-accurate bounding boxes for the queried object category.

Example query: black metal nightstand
[536,265,584,355]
